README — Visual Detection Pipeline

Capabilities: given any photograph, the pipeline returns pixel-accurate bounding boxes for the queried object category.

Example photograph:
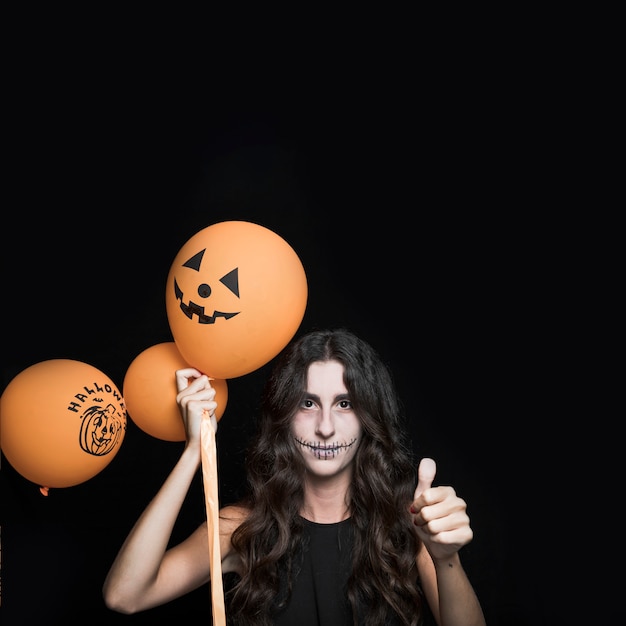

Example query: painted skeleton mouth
[295,437,358,459]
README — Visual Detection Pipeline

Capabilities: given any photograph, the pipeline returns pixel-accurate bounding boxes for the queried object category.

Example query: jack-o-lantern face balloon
[165,221,307,379]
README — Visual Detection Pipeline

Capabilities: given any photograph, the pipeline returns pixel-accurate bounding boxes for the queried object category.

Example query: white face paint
[291,360,362,478]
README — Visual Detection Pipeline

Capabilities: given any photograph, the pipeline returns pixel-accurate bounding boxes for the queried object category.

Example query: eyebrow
[303,392,351,403]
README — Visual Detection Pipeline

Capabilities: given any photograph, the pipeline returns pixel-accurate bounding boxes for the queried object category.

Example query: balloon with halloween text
[165,221,308,379]
[0,359,126,490]
[123,342,228,441]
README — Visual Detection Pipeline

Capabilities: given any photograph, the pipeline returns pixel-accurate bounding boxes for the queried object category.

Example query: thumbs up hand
[410,458,474,562]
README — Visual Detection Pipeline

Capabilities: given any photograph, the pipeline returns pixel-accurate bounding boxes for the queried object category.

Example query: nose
[315,407,335,438]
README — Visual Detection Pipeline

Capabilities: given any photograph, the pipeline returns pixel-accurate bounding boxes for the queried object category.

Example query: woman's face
[291,359,362,479]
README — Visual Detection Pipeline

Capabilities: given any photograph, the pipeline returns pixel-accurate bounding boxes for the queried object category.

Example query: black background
[1,55,606,624]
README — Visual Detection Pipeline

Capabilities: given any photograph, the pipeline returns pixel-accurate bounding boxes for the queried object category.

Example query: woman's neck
[300,472,351,523]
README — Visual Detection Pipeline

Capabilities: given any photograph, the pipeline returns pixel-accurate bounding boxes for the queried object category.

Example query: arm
[412,458,486,626]
[102,368,220,614]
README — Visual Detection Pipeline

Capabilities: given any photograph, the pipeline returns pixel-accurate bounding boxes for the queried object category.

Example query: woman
[103,329,486,626]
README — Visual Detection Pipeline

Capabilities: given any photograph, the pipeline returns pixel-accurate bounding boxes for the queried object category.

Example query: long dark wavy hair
[225,328,426,625]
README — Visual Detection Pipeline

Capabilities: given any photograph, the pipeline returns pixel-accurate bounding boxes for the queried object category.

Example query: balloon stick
[201,413,225,625]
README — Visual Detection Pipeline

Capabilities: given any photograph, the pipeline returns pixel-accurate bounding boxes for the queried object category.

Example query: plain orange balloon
[0,359,126,489]
[165,221,308,379]
[123,342,228,442]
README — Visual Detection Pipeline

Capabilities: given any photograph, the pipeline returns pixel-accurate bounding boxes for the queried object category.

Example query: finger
[179,385,217,408]
[175,368,205,392]
[200,400,219,418]
[414,457,436,500]
[182,397,217,424]
[206,411,218,433]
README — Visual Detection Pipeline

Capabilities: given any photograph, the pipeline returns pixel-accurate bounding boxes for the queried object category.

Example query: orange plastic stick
[201,416,226,625]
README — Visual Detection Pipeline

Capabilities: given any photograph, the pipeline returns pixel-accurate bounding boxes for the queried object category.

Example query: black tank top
[273,517,354,625]
[225,518,436,626]
[262,518,434,625]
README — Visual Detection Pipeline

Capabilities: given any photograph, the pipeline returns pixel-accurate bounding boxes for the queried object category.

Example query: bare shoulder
[218,504,250,575]
[220,504,250,528]
[184,505,248,547]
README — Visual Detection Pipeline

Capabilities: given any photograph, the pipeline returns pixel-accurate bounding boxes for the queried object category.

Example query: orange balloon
[0,359,126,489]
[165,221,307,379]
[123,342,228,442]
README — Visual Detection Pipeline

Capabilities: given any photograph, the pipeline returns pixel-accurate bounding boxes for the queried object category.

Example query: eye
[338,400,352,409]
[301,398,316,409]
[220,268,240,297]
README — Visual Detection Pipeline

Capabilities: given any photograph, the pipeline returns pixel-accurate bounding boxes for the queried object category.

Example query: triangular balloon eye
[182,249,206,271]
[220,268,239,297]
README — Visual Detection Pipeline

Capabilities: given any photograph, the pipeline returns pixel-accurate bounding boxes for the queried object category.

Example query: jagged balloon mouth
[174,279,240,324]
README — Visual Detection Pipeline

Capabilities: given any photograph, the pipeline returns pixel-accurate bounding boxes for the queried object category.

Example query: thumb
[414,457,437,499]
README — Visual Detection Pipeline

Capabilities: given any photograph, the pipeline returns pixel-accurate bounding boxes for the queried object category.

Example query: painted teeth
[295,438,357,452]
